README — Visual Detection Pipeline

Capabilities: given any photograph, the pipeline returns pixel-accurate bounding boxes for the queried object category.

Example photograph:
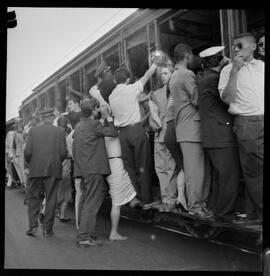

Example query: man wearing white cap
[218,32,264,224]
[198,46,240,219]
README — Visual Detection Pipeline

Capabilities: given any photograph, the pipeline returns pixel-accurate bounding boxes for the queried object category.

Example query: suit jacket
[198,69,237,148]
[169,64,201,142]
[24,122,67,179]
[72,118,118,178]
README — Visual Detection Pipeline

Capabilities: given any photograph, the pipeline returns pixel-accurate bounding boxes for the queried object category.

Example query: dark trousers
[164,120,183,173]
[233,115,263,222]
[206,147,241,216]
[27,176,59,231]
[77,174,106,241]
[119,123,153,204]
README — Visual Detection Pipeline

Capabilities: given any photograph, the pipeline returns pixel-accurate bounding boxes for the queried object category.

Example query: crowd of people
[5,31,264,247]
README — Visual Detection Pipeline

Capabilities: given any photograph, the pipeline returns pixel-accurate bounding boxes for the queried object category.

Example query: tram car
[17,9,264,253]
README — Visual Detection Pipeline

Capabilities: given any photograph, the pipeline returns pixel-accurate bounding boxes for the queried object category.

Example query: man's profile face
[186,52,194,67]
[160,68,172,85]
[67,100,76,112]
[232,37,256,61]
[258,36,265,57]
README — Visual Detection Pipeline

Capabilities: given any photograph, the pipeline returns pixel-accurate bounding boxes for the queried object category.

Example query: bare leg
[176,169,187,210]
[109,205,127,241]
[60,202,68,219]
[74,178,82,229]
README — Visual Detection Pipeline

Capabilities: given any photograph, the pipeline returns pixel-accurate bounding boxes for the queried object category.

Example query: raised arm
[140,63,158,87]
[219,55,244,104]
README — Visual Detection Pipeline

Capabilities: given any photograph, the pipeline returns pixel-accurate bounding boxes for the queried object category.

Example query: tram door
[159,9,222,69]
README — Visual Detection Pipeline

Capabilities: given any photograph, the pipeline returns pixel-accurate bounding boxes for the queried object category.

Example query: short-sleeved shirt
[109,80,143,127]
[218,59,264,116]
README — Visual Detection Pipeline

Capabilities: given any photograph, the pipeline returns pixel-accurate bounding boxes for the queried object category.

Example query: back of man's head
[174,43,192,63]
[114,67,131,84]
[81,98,99,118]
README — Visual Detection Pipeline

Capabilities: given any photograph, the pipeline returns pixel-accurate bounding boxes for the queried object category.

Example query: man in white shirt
[218,32,264,223]
[109,60,159,210]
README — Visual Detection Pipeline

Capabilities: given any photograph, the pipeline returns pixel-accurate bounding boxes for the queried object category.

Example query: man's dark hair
[57,116,68,129]
[81,98,99,118]
[114,67,131,84]
[68,95,80,105]
[234,32,256,43]
[174,43,192,63]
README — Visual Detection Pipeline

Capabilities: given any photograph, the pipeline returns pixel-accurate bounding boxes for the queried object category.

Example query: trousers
[119,123,153,204]
[27,176,59,231]
[154,142,177,204]
[77,174,106,241]
[180,141,209,212]
[206,147,241,216]
[233,115,263,221]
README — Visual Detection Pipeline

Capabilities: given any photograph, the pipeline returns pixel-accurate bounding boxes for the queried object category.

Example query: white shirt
[109,80,143,127]
[89,85,110,107]
[218,59,264,116]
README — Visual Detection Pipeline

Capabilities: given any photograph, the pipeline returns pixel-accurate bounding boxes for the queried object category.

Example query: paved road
[5,187,262,271]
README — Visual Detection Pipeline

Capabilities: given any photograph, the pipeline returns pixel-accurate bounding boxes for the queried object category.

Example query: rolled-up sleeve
[218,64,231,98]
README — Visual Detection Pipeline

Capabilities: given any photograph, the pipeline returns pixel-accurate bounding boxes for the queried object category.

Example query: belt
[118,122,141,129]
[234,114,264,120]
[108,156,122,159]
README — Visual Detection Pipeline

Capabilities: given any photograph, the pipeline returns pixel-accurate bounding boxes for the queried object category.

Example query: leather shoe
[142,200,161,210]
[26,227,37,236]
[89,236,103,246]
[59,217,71,223]
[43,230,53,238]
[39,213,44,224]
[77,239,97,247]
[175,201,188,213]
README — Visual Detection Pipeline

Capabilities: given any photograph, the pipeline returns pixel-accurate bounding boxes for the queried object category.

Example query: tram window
[246,10,265,37]
[39,94,46,109]
[159,9,221,60]
[86,70,97,92]
[104,50,120,74]
[47,88,55,108]
[70,71,80,92]
[58,82,67,112]
[127,42,151,91]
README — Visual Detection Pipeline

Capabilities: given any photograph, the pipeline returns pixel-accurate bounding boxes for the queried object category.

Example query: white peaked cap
[199,46,225,58]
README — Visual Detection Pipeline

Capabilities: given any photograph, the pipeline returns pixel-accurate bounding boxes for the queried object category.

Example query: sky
[6,7,137,121]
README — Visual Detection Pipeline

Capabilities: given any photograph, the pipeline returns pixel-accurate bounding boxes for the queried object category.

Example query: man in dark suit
[198,46,240,219]
[24,108,67,237]
[73,98,118,247]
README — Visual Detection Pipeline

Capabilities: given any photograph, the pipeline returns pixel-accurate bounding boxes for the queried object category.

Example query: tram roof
[20,8,171,109]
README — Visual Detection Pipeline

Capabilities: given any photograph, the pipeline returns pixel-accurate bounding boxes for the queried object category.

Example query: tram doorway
[159,9,222,68]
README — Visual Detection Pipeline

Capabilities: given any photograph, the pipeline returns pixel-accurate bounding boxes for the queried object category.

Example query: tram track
[120,213,261,256]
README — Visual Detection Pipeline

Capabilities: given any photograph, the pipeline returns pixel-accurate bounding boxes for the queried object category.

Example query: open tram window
[246,10,265,38]
[103,47,120,74]
[127,42,151,91]
[58,81,67,112]
[159,9,221,71]
[86,70,97,94]
[39,94,46,110]
[47,88,55,108]
[69,70,81,95]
